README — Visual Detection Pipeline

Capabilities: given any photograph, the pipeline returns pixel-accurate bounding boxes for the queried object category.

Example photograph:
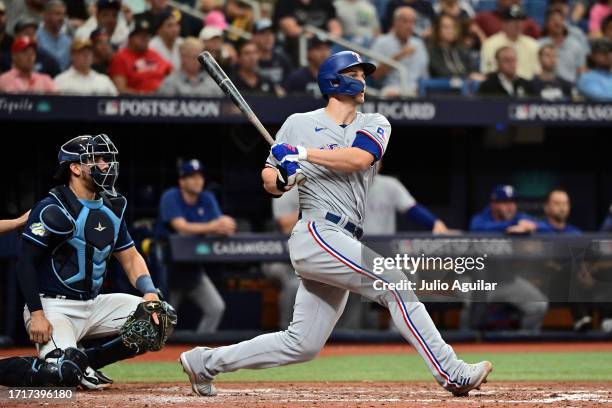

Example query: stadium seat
[418,78,470,96]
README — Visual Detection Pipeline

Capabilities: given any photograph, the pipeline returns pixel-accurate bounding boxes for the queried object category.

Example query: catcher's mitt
[120,300,177,352]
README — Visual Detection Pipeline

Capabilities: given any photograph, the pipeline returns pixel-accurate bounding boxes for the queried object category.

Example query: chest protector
[43,186,127,297]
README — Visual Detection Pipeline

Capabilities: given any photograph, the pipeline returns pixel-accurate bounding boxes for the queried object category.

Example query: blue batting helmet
[317,51,376,98]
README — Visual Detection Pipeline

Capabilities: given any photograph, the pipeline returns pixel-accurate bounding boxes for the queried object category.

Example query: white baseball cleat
[449,361,493,397]
[80,366,113,390]
[179,347,217,397]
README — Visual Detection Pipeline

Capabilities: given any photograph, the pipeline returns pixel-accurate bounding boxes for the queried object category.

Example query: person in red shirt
[474,0,541,38]
[0,36,56,93]
[108,18,172,94]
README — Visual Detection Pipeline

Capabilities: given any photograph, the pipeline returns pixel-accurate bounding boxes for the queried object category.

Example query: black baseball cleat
[80,366,113,390]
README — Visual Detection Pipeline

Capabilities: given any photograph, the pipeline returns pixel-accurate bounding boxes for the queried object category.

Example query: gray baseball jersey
[266,108,391,225]
[189,108,472,393]
[363,174,417,235]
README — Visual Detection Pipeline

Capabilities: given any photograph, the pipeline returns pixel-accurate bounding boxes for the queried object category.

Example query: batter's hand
[143,292,160,325]
[29,310,53,344]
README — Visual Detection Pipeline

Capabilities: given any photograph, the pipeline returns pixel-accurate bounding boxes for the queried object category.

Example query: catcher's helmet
[58,134,120,197]
[317,51,376,98]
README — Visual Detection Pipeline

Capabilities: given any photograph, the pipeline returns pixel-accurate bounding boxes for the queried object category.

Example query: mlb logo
[99,100,119,116]
[376,126,385,139]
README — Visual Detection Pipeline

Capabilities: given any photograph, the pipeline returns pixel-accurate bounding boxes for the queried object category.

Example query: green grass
[103,352,612,383]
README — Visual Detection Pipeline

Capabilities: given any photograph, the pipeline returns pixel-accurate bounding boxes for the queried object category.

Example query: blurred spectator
[383,0,436,38]
[537,188,581,233]
[198,0,222,14]
[571,0,597,27]
[149,8,182,69]
[428,14,482,80]
[530,44,572,100]
[224,0,254,43]
[135,0,202,37]
[589,0,612,37]
[602,14,612,39]
[157,36,223,96]
[547,0,590,50]
[37,1,71,71]
[577,39,612,100]
[474,0,541,38]
[282,35,330,97]
[11,17,61,77]
[0,36,57,93]
[90,27,113,74]
[0,1,12,73]
[434,0,473,22]
[480,5,540,79]
[334,0,380,46]
[63,0,88,27]
[199,25,236,72]
[154,159,235,333]
[75,0,130,49]
[261,187,300,328]
[273,0,341,64]
[469,185,538,233]
[371,6,429,96]
[54,38,118,95]
[229,40,280,96]
[108,17,172,94]
[252,19,293,86]
[539,9,587,83]
[4,0,46,34]
[601,203,612,231]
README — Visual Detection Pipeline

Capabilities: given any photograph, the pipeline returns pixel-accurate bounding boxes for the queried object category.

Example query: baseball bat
[197,51,275,146]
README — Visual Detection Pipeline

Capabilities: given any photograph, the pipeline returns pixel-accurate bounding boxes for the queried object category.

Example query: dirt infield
[3,343,612,407]
[5,381,612,408]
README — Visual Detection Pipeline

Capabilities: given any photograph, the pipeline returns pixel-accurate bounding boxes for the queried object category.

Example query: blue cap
[491,185,517,201]
[97,0,121,10]
[179,159,204,177]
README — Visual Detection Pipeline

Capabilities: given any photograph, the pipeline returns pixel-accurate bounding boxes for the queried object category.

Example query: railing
[301,25,411,97]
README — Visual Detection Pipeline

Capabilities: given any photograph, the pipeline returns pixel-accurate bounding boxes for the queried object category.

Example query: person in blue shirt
[536,188,581,234]
[470,184,539,234]
[577,39,612,101]
[154,159,236,333]
[36,1,72,71]
[469,184,548,332]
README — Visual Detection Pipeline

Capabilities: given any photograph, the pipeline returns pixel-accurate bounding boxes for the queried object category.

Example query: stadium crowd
[0,0,610,100]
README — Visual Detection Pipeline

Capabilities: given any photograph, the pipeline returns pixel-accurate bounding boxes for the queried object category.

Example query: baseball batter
[180,51,492,396]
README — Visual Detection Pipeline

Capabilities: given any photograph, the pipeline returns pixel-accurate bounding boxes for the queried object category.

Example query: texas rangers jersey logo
[319,143,340,150]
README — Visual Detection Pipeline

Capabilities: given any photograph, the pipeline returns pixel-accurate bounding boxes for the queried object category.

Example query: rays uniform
[193,108,473,391]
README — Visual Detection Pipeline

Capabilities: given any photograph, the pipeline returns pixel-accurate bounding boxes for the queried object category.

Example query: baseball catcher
[0,134,176,389]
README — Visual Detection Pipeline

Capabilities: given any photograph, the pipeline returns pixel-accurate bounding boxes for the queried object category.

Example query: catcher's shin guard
[83,336,144,370]
[0,347,88,387]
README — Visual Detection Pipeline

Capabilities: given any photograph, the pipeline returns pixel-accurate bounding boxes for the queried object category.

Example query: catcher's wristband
[136,275,157,295]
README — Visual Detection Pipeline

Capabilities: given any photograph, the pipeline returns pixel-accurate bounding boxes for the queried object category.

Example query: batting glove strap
[296,145,308,161]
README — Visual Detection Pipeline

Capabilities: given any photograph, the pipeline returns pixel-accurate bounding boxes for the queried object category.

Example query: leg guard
[83,336,144,370]
[0,348,88,387]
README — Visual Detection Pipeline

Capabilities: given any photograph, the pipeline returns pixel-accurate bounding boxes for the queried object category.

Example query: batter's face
[339,66,366,104]
[491,200,517,221]
[180,172,205,195]
[544,191,570,223]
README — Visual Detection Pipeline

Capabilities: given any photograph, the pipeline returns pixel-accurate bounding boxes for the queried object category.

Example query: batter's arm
[304,147,373,173]
[262,167,286,196]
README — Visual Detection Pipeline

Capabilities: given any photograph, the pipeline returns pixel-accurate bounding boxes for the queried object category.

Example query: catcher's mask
[58,134,120,197]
